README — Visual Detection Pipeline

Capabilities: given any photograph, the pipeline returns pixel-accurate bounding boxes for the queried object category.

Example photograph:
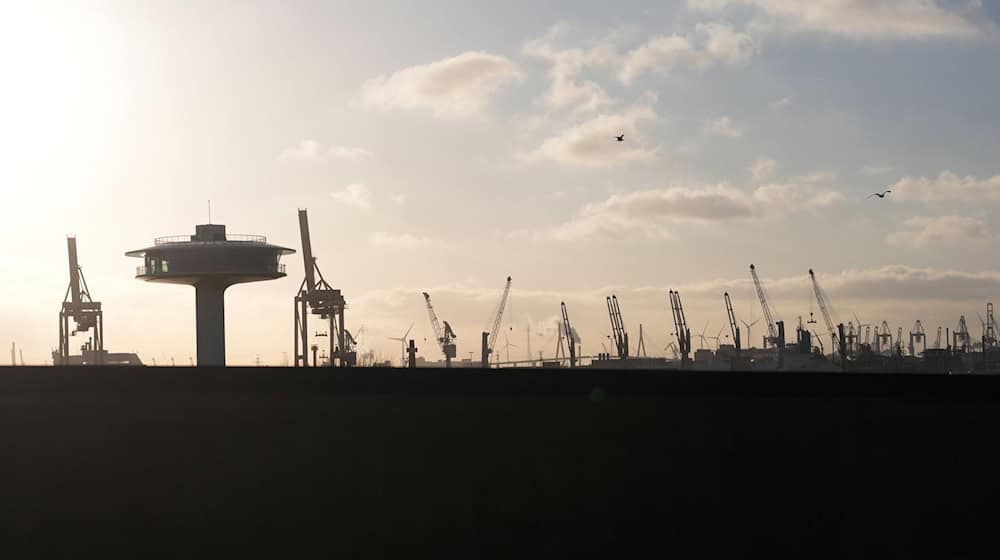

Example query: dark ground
[0,366,998,557]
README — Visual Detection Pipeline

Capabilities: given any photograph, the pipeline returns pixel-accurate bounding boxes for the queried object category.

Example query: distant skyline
[3,1,1000,364]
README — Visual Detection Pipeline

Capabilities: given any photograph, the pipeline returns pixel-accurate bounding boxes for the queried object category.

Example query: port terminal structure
[126,223,294,366]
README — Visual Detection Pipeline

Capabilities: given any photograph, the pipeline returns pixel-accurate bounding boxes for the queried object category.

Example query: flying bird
[615,134,624,142]
[867,190,892,199]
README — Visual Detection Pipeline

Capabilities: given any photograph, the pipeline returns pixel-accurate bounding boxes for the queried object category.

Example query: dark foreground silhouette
[0,366,997,556]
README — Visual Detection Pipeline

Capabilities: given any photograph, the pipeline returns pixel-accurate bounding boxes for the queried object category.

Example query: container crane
[877,321,893,355]
[57,237,104,365]
[481,276,512,367]
[808,269,839,357]
[909,321,926,356]
[606,295,629,359]
[560,302,577,368]
[954,315,971,351]
[294,209,354,367]
[668,290,691,365]
[985,303,997,350]
[749,264,781,348]
[423,291,456,367]
[724,292,741,351]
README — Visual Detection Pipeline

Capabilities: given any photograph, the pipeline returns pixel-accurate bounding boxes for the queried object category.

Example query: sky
[2,0,1000,365]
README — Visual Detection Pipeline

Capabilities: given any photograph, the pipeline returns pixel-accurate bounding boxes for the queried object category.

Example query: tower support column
[195,281,229,366]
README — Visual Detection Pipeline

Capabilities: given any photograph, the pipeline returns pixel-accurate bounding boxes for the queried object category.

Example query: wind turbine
[696,322,710,350]
[706,327,725,350]
[387,323,414,367]
[501,334,518,364]
[740,318,760,349]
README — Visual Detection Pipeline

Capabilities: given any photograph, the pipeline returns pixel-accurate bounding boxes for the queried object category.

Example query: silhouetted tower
[58,237,104,365]
[984,303,997,350]
[294,209,353,367]
[127,223,294,366]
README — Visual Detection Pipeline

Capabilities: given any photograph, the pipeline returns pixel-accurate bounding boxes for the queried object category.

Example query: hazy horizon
[3,1,1000,365]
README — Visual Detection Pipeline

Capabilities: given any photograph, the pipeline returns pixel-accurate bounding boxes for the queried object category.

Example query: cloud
[329,146,373,160]
[891,171,1000,203]
[278,140,323,161]
[886,215,991,248]
[523,23,619,113]
[862,164,892,175]
[330,183,371,209]
[749,158,777,180]
[523,178,841,241]
[619,22,756,84]
[704,115,744,138]
[770,95,793,109]
[370,231,434,247]
[360,51,523,117]
[522,94,660,167]
[390,194,407,205]
[688,0,991,40]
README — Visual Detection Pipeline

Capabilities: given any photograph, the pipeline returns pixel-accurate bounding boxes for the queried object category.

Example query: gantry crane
[560,302,577,368]
[423,291,457,367]
[57,237,104,365]
[909,321,926,356]
[984,303,997,350]
[808,269,839,357]
[481,276,512,367]
[606,295,629,359]
[668,290,691,365]
[955,315,971,351]
[749,264,781,348]
[724,292,741,351]
[294,209,354,367]
[878,321,893,355]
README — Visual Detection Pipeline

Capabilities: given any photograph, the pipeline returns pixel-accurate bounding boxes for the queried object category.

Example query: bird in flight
[615,134,624,142]
[867,190,891,199]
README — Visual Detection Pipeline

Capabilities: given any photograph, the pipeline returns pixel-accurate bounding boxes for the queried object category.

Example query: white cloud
[862,164,892,175]
[360,51,523,117]
[329,146,373,160]
[370,231,434,247]
[330,183,371,209]
[620,22,756,84]
[522,94,660,167]
[523,23,619,114]
[524,178,841,241]
[689,0,991,40]
[390,194,407,205]
[278,140,323,161]
[704,115,744,138]
[749,158,777,180]
[891,171,1000,203]
[770,95,793,109]
[886,215,991,248]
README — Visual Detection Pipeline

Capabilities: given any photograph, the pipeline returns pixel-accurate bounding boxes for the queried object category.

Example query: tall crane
[606,295,629,359]
[668,290,691,365]
[558,301,576,367]
[724,292,741,351]
[423,292,456,367]
[934,326,942,349]
[955,315,971,351]
[58,237,104,365]
[294,209,353,367]
[481,276,512,367]
[749,264,781,348]
[877,321,893,355]
[985,303,997,350]
[909,321,926,356]
[808,269,839,357]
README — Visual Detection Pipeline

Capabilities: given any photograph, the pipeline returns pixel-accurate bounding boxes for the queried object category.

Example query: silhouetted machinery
[606,295,629,359]
[423,291,456,367]
[669,290,692,366]
[481,276,511,367]
[555,301,577,368]
[294,209,355,367]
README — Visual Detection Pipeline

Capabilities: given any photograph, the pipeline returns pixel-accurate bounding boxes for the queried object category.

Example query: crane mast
[422,292,456,367]
[58,237,104,365]
[561,302,576,368]
[749,264,780,347]
[481,276,512,367]
[808,269,838,356]
[724,292,740,351]
[668,290,691,365]
[606,295,629,359]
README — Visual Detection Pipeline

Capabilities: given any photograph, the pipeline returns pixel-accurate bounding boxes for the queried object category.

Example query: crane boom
[606,295,629,359]
[561,302,576,367]
[298,209,317,294]
[749,264,780,347]
[724,292,740,350]
[486,276,512,356]
[67,237,83,309]
[668,290,691,363]
[423,292,456,365]
[808,269,838,355]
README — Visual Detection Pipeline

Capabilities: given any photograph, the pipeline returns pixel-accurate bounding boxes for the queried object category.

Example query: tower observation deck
[126,224,294,365]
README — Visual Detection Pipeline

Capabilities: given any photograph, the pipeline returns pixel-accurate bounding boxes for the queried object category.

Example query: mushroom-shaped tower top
[126,224,295,366]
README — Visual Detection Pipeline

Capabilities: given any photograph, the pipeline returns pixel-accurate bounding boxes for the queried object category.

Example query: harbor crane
[808,269,839,357]
[558,302,577,368]
[423,291,456,367]
[606,294,629,359]
[481,276,512,367]
[877,321,893,355]
[909,321,926,356]
[724,292,741,351]
[294,209,354,367]
[668,290,692,365]
[984,303,997,350]
[934,326,942,349]
[58,237,103,365]
[954,315,971,351]
[749,264,781,348]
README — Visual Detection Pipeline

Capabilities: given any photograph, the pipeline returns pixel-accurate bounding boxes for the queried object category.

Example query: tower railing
[154,234,268,245]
